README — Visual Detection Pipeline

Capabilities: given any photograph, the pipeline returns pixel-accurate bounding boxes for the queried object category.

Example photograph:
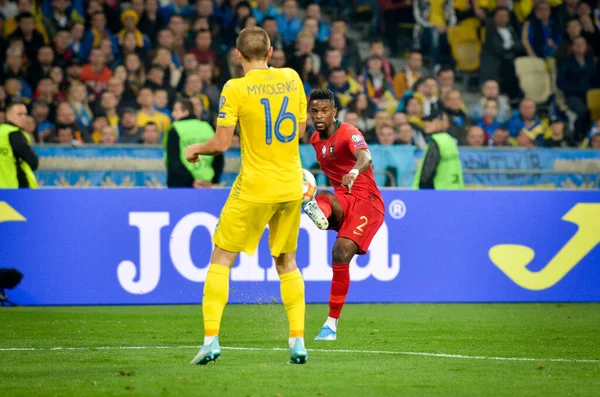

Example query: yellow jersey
[218,67,307,203]
[136,111,171,135]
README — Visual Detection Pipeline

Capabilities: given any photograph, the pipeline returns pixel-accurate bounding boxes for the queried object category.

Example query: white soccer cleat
[303,200,329,230]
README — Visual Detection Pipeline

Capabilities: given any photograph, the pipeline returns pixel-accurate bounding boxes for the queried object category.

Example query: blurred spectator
[378,0,413,54]
[294,54,321,95]
[90,116,108,143]
[31,101,53,143]
[54,102,86,143]
[489,124,511,146]
[28,46,55,89]
[99,90,120,127]
[301,16,327,55]
[466,125,486,147]
[253,0,278,25]
[69,22,89,61]
[261,16,284,51]
[437,66,455,99]
[100,124,118,144]
[544,116,569,147]
[277,0,302,46]
[413,0,456,69]
[305,3,330,40]
[553,0,579,32]
[368,37,395,82]
[555,19,587,60]
[522,2,562,59]
[53,28,74,69]
[158,0,194,27]
[117,9,150,51]
[575,2,600,55]
[290,32,321,75]
[366,110,393,143]
[81,47,113,97]
[198,62,221,113]
[406,96,425,133]
[587,129,600,149]
[142,121,161,145]
[376,123,396,145]
[106,76,137,113]
[269,49,286,68]
[136,87,171,135]
[475,98,501,141]
[443,90,469,145]
[481,7,524,100]
[9,12,45,61]
[327,67,361,109]
[507,98,545,145]
[470,80,511,122]
[557,36,594,140]
[338,92,377,133]
[396,122,416,145]
[343,111,360,130]
[330,18,361,75]
[392,50,423,99]
[119,107,142,144]
[360,55,397,114]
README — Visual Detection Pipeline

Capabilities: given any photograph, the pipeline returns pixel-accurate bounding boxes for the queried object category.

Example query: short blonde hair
[236,27,271,61]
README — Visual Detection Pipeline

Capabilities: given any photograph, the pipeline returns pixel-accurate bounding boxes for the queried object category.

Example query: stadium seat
[586,89,600,121]
[514,57,553,105]
[447,24,481,72]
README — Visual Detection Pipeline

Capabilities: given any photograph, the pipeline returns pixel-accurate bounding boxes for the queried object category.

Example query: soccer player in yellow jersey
[185,27,308,365]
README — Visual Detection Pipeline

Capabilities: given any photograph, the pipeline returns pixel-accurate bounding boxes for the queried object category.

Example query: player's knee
[317,191,334,199]
[332,240,357,264]
[273,252,298,274]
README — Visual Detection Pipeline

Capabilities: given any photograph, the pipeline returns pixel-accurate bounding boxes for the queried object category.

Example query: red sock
[316,194,332,218]
[328,264,350,319]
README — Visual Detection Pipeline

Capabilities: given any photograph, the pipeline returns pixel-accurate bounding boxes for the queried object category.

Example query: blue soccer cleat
[314,325,336,341]
[289,338,308,364]
[189,337,221,365]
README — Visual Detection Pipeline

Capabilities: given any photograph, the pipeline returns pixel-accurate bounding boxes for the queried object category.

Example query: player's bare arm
[185,126,235,162]
[341,149,372,192]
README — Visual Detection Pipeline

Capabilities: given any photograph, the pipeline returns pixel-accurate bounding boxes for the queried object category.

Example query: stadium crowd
[0,0,599,154]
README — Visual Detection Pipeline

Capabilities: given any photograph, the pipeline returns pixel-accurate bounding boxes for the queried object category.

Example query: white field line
[0,345,598,363]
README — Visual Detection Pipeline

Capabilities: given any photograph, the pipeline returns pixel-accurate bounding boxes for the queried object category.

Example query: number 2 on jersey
[260,96,297,144]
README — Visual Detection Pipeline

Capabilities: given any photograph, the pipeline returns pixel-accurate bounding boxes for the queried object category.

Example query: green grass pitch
[1,304,599,396]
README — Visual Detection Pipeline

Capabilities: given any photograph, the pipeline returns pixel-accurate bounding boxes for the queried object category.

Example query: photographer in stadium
[0,103,39,188]
[165,98,223,188]
[413,110,464,190]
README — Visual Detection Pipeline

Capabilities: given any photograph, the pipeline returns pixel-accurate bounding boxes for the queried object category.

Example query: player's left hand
[341,173,357,192]
[185,144,201,163]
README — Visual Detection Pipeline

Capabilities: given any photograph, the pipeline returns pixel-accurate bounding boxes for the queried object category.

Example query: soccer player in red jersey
[303,88,385,340]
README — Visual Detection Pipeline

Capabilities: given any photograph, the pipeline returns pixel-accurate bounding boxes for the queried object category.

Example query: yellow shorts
[212,196,302,257]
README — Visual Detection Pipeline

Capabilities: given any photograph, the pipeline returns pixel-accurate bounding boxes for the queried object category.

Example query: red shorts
[330,193,385,255]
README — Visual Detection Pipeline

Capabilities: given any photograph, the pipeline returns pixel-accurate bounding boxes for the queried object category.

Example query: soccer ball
[302,169,317,205]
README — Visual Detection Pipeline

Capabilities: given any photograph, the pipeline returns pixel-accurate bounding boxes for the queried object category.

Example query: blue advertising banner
[1,190,598,305]
[34,145,600,188]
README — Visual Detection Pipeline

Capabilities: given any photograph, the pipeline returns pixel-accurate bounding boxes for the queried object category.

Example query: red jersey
[310,121,385,214]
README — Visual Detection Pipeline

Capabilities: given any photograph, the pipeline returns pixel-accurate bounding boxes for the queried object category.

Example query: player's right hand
[341,173,357,192]
[185,145,201,163]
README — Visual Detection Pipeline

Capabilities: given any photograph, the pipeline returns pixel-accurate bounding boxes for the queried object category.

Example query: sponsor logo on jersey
[321,145,326,157]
